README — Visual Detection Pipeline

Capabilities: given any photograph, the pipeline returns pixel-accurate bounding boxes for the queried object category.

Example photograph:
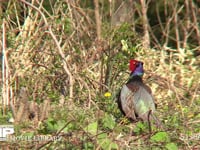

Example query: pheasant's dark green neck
[127,75,143,84]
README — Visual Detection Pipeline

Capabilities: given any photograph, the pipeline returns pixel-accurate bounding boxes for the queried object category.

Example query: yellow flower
[104,92,111,97]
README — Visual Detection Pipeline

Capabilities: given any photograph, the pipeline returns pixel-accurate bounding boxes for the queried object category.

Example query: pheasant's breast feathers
[132,84,156,115]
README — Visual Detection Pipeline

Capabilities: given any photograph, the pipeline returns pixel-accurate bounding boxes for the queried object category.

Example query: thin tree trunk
[94,0,101,40]
[189,0,200,46]
[139,0,150,49]
[182,0,190,49]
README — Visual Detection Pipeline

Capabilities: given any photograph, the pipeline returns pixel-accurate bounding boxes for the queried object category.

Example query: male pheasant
[118,60,160,126]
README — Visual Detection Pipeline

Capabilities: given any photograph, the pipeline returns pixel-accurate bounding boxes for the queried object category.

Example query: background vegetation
[0,0,199,149]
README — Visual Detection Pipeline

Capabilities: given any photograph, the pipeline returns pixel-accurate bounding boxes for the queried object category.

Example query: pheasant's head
[129,59,144,76]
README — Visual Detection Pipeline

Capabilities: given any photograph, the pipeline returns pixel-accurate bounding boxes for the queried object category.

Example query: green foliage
[133,122,148,135]
[165,143,178,150]
[150,132,179,150]
[0,108,14,124]
[84,121,98,135]
[151,132,170,143]
[21,131,34,138]
[38,117,74,134]
[102,113,116,130]
[42,0,54,15]
[0,115,9,124]
[84,121,118,149]
[105,23,139,53]
[97,133,118,150]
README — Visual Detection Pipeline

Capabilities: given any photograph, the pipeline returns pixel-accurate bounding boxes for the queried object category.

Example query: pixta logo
[0,125,14,141]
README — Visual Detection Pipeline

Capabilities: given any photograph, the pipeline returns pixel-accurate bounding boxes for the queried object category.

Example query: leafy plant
[151,132,178,150]
[102,113,116,130]
[133,122,148,135]
[150,132,170,143]
[97,133,118,150]
[84,121,98,135]
[38,118,69,134]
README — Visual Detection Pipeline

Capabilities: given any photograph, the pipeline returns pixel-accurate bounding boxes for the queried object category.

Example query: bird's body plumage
[118,75,156,121]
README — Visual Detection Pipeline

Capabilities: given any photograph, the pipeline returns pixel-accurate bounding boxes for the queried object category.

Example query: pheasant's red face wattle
[129,59,139,72]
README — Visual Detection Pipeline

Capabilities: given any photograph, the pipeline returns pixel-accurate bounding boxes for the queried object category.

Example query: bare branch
[19,0,74,100]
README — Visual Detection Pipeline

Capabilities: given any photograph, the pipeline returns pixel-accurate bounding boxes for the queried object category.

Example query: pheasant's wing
[119,84,139,120]
[143,84,152,94]
[143,84,158,108]
[126,82,140,93]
